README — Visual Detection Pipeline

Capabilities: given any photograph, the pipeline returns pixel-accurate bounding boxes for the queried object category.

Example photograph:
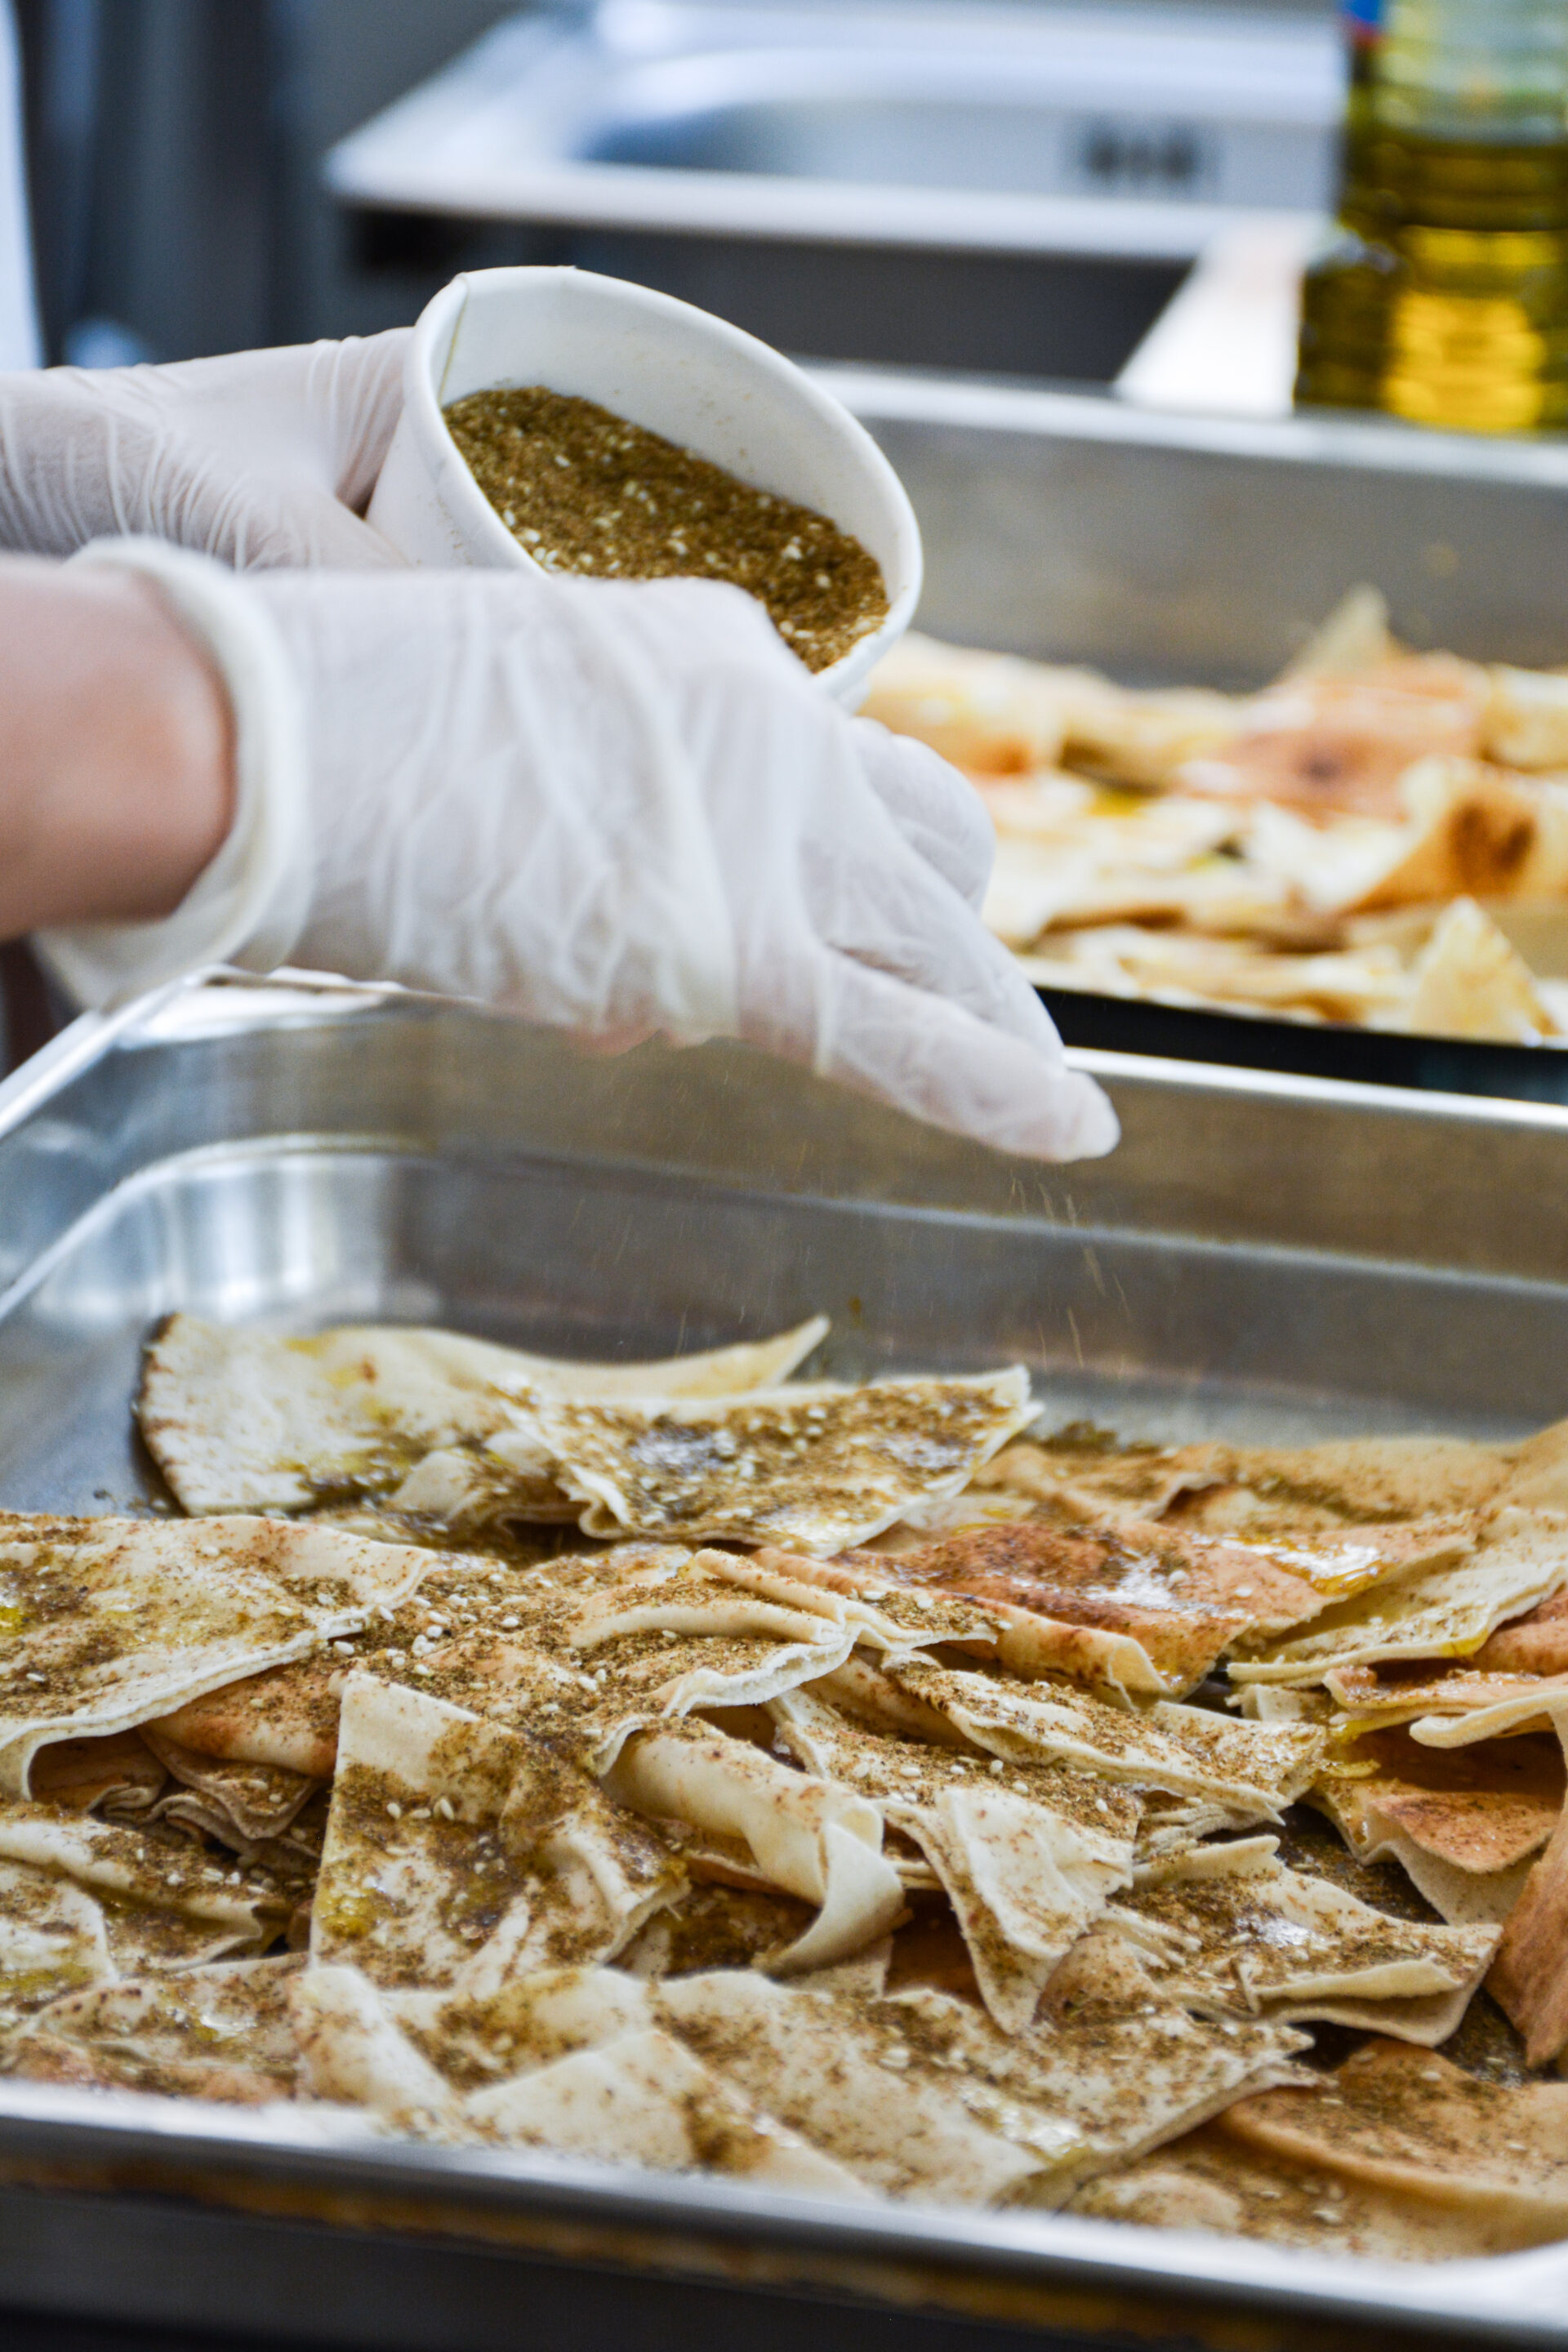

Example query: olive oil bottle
[1296,0,1568,432]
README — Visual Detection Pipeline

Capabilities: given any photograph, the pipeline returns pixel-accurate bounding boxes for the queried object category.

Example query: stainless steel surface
[822,366,1568,684]
[326,2,1339,257]
[324,3,1331,383]
[1,972,1568,2345]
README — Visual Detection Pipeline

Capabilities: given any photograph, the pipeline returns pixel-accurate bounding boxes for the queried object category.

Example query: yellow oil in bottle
[1296,1,1568,432]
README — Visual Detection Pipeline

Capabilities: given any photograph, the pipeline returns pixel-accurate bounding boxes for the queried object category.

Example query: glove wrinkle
[0,333,408,568]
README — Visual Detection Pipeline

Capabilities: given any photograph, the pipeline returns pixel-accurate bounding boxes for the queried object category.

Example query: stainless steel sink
[331,1,1339,252]
[327,1,1339,379]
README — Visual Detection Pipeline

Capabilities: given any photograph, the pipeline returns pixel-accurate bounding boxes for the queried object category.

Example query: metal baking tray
[2,970,1568,2348]
[824,365,1568,1105]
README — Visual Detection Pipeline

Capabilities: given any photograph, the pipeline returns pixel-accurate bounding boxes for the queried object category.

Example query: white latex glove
[38,543,1116,1162]
[0,333,407,568]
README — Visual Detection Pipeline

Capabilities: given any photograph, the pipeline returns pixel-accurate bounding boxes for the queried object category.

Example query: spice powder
[442,385,889,674]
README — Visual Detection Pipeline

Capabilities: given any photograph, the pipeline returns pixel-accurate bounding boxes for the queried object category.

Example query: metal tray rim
[3,973,1568,2336]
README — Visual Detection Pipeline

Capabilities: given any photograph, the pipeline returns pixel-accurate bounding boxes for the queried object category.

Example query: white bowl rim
[399,264,923,699]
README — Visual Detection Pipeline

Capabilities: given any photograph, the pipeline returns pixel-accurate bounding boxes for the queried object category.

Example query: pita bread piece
[140,1548,636,1778]
[1067,2120,1513,2259]
[1310,1725,1561,1927]
[0,1800,287,1970]
[1118,1845,1497,2042]
[0,1858,114,2030]
[968,1435,1232,1530]
[313,1676,684,1994]
[656,1970,1087,2206]
[468,2022,876,2195]
[138,1312,829,1516]
[840,1518,1330,1699]
[0,1513,428,1796]
[1176,657,1490,823]
[1486,1780,1568,2067]
[1472,1583,1568,1676]
[861,630,1116,777]
[1396,897,1559,1044]
[768,1682,1138,2031]
[29,1731,167,1818]
[454,1372,1034,1554]
[605,1717,905,1973]
[883,1658,1324,1820]
[1222,2038,1568,2247]
[9,1956,304,2105]
[1229,1507,1568,1684]
[1163,1435,1512,1538]
[887,1940,1307,2185]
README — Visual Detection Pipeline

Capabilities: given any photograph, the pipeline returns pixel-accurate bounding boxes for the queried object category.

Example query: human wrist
[0,558,236,935]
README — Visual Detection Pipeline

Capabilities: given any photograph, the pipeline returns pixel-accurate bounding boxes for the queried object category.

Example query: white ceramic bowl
[367,265,921,706]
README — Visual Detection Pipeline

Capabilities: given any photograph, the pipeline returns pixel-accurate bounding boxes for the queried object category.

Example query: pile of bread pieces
[863,587,1568,1044]
[4,1309,1568,2263]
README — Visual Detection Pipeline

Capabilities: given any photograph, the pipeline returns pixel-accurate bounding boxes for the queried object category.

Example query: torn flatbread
[768,1682,1138,2030]
[312,1676,684,1994]
[1067,2121,1522,2259]
[29,1731,166,1818]
[1115,1844,1496,2042]
[1309,1726,1561,1927]
[882,1658,1323,1820]
[138,1312,829,1516]
[8,1957,304,2105]
[1221,2038,1568,2246]
[468,2024,875,2194]
[0,1513,428,1795]
[605,1717,905,1973]
[0,1858,114,2029]
[1472,1585,1568,1676]
[0,1801,287,1950]
[411,1373,1034,1554]
[838,1519,1331,1699]
[656,1970,1090,2205]
[1230,1508,1568,1683]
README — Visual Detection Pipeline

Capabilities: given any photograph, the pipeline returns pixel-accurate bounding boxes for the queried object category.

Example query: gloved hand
[38,543,1117,1162]
[0,333,407,568]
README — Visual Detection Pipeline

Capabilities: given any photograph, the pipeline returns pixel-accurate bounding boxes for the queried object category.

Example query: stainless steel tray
[2,971,1568,2350]
[821,366,1568,1101]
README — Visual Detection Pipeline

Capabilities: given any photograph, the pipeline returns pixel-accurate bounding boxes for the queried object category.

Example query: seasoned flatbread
[656,1970,1090,2206]
[468,2024,875,2193]
[1116,1845,1497,2042]
[312,1676,684,1994]
[1325,1659,1568,1739]
[1221,2038,1568,2247]
[1067,2121,1522,2259]
[0,1514,429,1794]
[138,1312,829,1516]
[0,1801,287,1960]
[9,1956,304,2105]
[29,1731,167,1818]
[883,1658,1324,1818]
[0,1859,114,2029]
[1309,1726,1561,1928]
[1230,1508,1568,1683]
[605,1717,905,1973]
[836,1518,1331,1699]
[969,1437,1231,1529]
[1472,1585,1568,1676]
[768,1682,1138,2030]
[1160,1437,1517,1537]
[425,1372,1035,1554]
[140,1725,318,1846]
[1402,897,1560,1044]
